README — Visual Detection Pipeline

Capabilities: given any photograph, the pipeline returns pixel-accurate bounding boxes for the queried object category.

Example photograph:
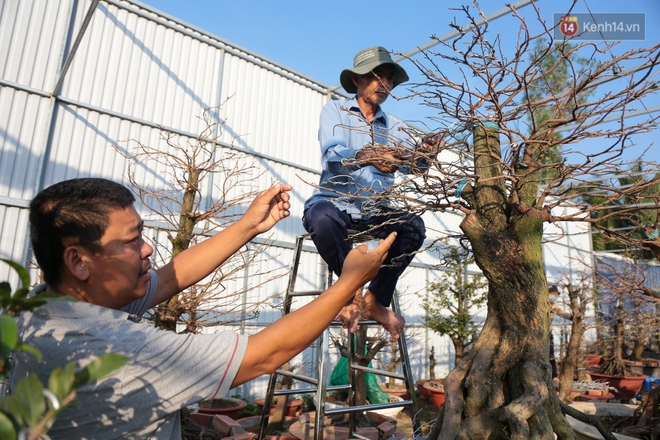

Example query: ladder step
[323,399,414,416]
[272,384,350,396]
[349,364,405,380]
[273,369,318,385]
[287,290,325,297]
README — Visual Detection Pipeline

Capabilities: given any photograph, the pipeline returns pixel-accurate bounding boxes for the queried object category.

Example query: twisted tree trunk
[429,124,575,439]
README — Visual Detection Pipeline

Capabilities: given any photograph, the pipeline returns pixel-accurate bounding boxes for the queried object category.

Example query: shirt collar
[346,97,387,125]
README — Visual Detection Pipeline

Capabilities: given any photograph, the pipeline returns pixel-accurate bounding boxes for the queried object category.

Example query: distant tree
[594,255,660,376]
[586,169,660,258]
[419,245,487,366]
[551,274,594,403]
[526,39,599,183]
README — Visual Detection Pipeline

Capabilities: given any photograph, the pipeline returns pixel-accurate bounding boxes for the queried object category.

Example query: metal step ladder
[258,233,418,440]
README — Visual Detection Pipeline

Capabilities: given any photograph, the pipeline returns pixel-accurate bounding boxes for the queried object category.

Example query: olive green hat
[340,46,409,94]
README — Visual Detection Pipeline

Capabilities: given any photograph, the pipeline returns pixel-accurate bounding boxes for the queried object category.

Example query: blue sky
[138,0,659,158]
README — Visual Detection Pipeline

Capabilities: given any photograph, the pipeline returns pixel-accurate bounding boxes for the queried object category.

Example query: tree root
[499,362,548,440]
[559,401,617,440]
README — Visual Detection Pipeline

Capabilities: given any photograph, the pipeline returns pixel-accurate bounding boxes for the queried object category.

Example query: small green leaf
[0,282,11,305]
[72,354,129,389]
[15,295,48,311]
[0,411,17,440]
[12,374,45,427]
[48,362,76,401]
[0,260,30,293]
[10,287,30,303]
[0,315,18,358]
[14,343,42,362]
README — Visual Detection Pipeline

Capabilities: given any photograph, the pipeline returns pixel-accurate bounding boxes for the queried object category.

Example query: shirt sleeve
[319,102,359,174]
[121,328,249,409]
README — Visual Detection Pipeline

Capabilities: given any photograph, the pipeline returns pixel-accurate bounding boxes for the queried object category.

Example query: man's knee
[401,215,426,249]
[303,202,340,231]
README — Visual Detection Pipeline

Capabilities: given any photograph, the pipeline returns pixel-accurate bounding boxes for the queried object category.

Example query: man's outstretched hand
[339,232,397,289]
[243,183,292,235]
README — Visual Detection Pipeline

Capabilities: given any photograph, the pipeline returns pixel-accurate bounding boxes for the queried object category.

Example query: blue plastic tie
[471,121,500,131]
[645,228,659,239]
[455,180,468,198]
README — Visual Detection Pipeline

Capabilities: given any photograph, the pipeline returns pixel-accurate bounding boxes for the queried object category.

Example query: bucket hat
[340,46,409,94]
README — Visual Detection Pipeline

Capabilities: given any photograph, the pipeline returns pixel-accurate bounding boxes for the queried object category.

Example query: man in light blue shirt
[303,46,441,339]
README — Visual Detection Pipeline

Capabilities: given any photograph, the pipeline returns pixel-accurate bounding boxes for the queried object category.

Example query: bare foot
[334,289,363,334]
[360,290,405,339]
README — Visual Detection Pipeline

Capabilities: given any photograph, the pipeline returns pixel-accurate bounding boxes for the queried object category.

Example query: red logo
[560,15,579,37]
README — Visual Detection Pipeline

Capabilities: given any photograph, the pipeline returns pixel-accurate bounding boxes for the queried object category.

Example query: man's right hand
[338,232,396,288]
[356,147,400,173]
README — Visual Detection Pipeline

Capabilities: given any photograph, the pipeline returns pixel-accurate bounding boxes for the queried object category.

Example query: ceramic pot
[583,354,603,368]
[370,394,404,419]
[424,382,445,409]
[416,380,431,398]
[625,359,660,378]
[578,392,614,402]
[587,371,647,400]
[379,383,410,400]
[254,397,303,417]
[197,397,247,420]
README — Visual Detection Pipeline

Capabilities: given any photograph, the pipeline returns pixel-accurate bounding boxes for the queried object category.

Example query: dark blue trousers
[302,201,426,307]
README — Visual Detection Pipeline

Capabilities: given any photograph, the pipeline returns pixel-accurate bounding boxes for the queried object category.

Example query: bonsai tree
[419,245,487,366]
[331,2,660,437]
[115,109,286,333]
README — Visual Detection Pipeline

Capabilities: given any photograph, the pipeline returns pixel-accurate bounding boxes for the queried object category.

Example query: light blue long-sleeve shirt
[304,97,423,218]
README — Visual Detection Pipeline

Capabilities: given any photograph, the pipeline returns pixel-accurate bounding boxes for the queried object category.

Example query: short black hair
[29,178,135,288]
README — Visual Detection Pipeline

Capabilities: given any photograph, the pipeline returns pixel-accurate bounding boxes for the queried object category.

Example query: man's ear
[351,73,359,88]
[62,246,90,281]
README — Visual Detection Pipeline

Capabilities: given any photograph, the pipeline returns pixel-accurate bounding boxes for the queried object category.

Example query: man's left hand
[420,132,445,152]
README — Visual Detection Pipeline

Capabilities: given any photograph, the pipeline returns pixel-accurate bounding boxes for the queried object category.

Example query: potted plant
[197,397,248,420]
[423,379,446,410]
[570,381,614,402]
[587,370,648,401]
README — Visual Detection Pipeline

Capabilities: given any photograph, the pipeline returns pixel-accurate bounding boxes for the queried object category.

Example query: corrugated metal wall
[0,0,592,399]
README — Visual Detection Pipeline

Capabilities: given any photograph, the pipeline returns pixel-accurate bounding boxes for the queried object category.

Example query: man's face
[84,205,153,309]
[354,64,395,107]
